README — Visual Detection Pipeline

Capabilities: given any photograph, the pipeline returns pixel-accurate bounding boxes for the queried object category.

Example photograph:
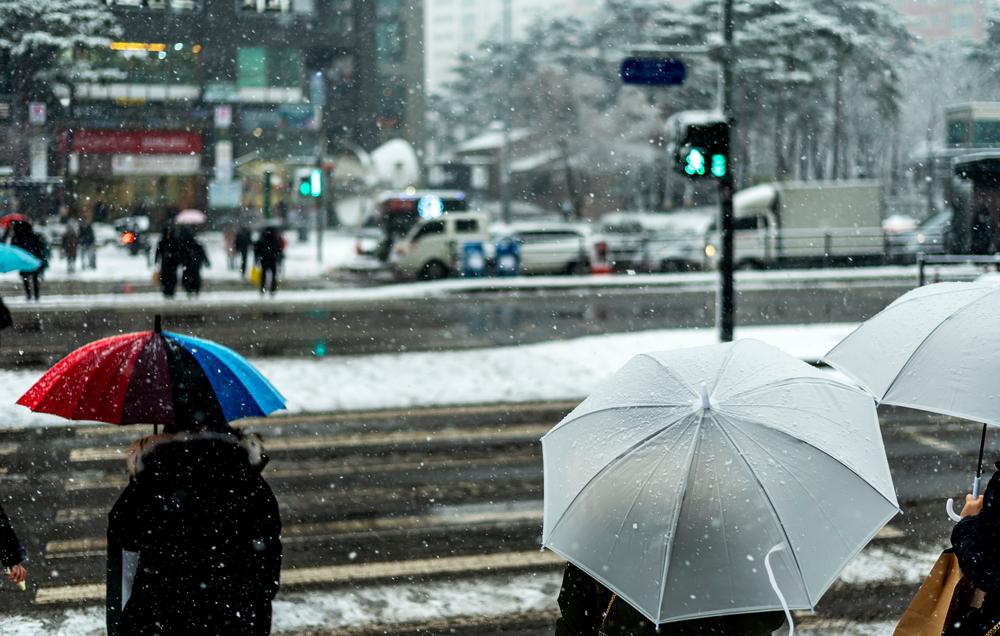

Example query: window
[733,216,761,231]
[237,47,301,88]
[237,47,268,88]
[948,120,969,145]
[455,219,479,233]
[414,221,445,241]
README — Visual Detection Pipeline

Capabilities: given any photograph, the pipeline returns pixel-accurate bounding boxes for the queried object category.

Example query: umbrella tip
[699,383,711,410]
[154,314,162,334]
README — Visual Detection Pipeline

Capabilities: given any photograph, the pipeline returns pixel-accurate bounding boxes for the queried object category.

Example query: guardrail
[917,253,1000,286]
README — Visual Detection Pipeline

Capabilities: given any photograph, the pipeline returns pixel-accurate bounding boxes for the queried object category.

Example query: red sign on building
[66,130,203,155]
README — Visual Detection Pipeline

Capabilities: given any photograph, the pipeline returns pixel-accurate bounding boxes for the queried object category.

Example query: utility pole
[499,0,513,223]
[717,0,736,343]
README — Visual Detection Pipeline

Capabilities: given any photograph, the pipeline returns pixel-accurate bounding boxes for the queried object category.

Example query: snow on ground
[31,230,358,283]
[0,323,856,430]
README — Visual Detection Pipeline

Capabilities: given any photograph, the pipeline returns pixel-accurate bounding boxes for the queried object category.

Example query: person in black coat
[154,226,181,298]
[0,503,27,588]
[107,423,281,636]
[10,222,47,301]
[253,227,283,295]
[555,563,786,636]
[948,465,1000,635]
[179,231,211,297]
[235,225,253,276]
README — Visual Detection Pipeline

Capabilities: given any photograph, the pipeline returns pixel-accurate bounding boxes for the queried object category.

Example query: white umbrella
[824,281,1000,512]
[542,339,898,626]
[174,209,207,225]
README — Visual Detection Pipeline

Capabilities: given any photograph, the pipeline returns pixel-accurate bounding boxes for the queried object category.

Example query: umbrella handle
[946,498,963,523]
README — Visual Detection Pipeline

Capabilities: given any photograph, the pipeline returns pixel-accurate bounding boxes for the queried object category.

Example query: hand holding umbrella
[5,565,26,591]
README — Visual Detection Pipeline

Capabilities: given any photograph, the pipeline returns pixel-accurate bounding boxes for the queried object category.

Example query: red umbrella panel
[0,213,31,228]
[17,324,285,429]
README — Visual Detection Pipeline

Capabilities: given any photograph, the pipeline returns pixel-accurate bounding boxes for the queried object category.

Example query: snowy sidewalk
[0,322,856,430]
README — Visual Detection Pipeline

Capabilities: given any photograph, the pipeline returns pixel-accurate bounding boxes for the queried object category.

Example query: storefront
[64,129,205,222]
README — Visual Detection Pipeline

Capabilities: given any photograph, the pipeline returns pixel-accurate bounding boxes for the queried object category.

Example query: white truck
[705,180,886,269]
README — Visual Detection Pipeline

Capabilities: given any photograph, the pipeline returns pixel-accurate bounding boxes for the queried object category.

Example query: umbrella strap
[765,544,795,636]
[599,592,616,634]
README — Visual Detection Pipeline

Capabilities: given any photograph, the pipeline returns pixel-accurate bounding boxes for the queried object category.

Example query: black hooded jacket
[0,503,26,568]
[107,432,281,636]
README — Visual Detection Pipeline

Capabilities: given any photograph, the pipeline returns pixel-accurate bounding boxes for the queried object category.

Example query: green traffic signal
[684,148,706,176]
[310,169,322,198]
[298,179,311,196]
[711,154,727,178]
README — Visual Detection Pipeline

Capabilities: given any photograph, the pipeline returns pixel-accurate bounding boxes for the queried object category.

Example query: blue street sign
[620,57,686,86]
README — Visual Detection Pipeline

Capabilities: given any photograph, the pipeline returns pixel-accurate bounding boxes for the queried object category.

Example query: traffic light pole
[717,0,736,343]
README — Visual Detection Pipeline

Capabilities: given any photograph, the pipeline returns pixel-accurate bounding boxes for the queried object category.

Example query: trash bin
[461,241,487,278]
[494,237,520,276]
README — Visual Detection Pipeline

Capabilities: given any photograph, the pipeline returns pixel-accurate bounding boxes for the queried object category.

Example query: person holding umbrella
[0,502,27,590]
[17,316,286,635]
[9,221,47,301]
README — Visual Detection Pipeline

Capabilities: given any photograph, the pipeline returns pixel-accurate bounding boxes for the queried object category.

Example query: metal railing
[917,253,1000,286]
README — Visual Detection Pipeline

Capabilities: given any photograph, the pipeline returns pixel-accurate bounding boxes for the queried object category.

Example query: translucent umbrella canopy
[824,282,1000,425]
[541,339,898,625]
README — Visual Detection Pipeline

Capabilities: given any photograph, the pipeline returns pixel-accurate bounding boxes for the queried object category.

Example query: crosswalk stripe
[33,550,565,605]
[68,423,551,463]
[46,508,545,558]
[906,430,960,454]
[63,451,540,492]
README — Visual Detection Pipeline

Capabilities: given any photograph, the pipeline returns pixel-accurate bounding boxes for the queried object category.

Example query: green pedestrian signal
[684,148,706,176]
[309,169,322,198]
[298,178,311,196]
[711,154,727,178]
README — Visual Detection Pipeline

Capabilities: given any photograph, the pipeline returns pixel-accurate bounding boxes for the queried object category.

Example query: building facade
[889,0,988,42]
[424,0,600,95]
[15,0,423,222]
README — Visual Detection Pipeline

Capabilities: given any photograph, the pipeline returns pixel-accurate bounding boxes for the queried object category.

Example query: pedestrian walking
[108,425,281,636]
[154,226,180,299]
[0,502,27,589]
[253,226,283,295]
[556,563,785,635]
[235,224,253,276]
[946,469,1000,635]
[61,222,79,273]
[10,222,47,301]
[78,220,97,270]
[179,230,210,297]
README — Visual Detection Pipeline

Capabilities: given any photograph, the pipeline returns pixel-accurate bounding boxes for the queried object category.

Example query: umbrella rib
[542,403,694,439]
[639,353,700,399]
[720,377,864,404]
[714,409,898,510]
[714,401,874,442]
[544,410,697,545]
[709,412,813,608]
[656,412,707,620]
[878,289,995,404]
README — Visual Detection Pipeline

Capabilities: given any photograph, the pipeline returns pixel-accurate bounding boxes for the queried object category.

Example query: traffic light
[297,169,322,197]
[674,119,730,180]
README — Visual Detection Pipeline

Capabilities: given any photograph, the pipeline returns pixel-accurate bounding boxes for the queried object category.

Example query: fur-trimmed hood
[126,430,265,478]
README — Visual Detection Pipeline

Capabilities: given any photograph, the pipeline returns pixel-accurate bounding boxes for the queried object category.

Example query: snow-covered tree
[0,0,121,119]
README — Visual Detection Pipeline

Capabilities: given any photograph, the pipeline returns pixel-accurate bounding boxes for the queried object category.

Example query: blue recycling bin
[461,241,487,278]
[494,237,520,277]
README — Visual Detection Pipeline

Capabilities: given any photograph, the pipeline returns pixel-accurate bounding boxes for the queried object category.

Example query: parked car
[887,209,952,263]
[391,211,491,280]
[641,208,715,272]
[600,212,649,271]
[505,222,607,276]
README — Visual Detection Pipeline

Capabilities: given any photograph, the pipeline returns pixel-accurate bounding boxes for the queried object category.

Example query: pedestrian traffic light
[672,118,730,180]
[297,170,322,197]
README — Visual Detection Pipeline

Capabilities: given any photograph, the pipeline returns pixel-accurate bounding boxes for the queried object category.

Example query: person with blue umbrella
[17,315,286,635]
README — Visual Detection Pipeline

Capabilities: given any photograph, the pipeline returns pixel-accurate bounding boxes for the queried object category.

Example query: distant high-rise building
[889,0,988,42]
[424,0,600,94]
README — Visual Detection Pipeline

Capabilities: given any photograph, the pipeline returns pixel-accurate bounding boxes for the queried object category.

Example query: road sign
[28,102,46,125]
[619,58,686,86]
[214,105,232,129]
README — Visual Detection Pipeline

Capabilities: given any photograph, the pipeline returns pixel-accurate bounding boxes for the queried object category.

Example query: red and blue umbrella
[17,316,285,429]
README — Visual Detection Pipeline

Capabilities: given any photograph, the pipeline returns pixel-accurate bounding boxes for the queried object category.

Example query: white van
[390,212,491,280]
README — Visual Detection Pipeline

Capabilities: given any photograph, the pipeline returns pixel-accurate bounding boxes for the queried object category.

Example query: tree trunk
[774,90,788,181]
[831,52,844,180]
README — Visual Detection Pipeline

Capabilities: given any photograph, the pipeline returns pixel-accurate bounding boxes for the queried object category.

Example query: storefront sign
[208,179,243,208]
[111,154,201,175]
[72,130,202,155]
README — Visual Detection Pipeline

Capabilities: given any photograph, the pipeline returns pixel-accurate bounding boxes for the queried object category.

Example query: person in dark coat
[555,563,786,636]
[235,225,253,276]
[154,226,181,298]
[10,222,47,301]
[948,465,1000,635]
[78,221,97,270]
[179,230,211,297]
[253,227,283,295]
[107,422,281,636]
[0,503,27,588]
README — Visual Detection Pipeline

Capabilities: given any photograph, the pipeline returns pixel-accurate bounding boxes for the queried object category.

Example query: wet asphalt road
[0,402,991,634]
[3,277,912,368]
